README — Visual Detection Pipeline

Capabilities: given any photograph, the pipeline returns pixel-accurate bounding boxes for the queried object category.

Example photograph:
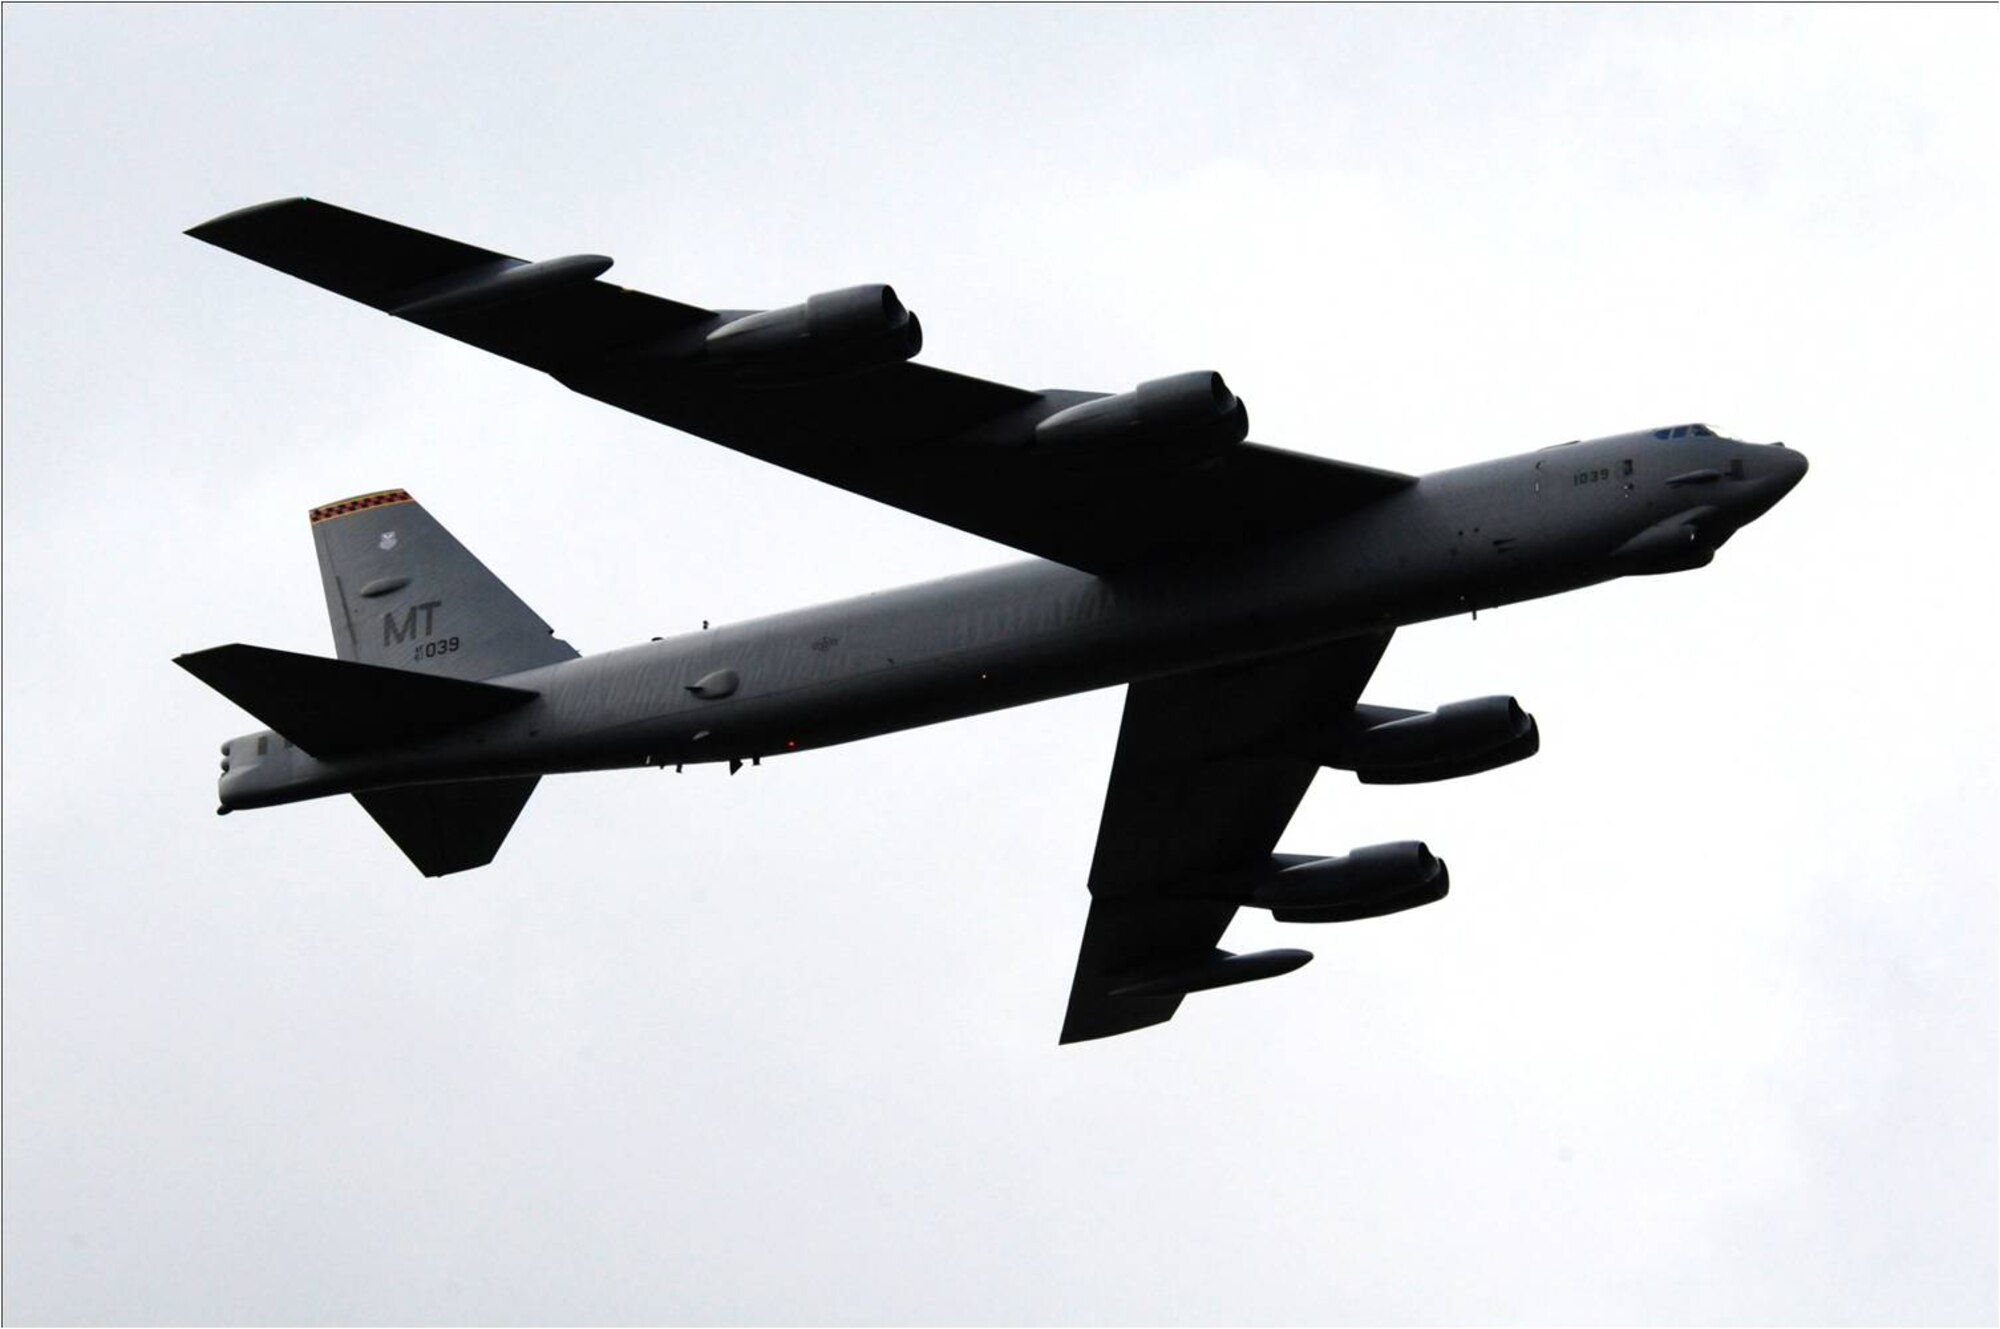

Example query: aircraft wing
[1060,631,1394,1043]
[188,198,1414,573]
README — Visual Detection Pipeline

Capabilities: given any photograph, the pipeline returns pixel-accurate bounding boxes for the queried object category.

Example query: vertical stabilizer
[311,489,577,680]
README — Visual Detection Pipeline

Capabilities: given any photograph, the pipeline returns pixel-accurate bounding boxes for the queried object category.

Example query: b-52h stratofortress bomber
[178,199,1807,1042]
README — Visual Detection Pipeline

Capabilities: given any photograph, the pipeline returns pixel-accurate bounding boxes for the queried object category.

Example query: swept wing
[189,198,1412,573]
[1062,632,1394,1042]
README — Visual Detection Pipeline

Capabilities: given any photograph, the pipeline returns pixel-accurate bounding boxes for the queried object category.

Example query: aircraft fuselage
[219,428,1805,810]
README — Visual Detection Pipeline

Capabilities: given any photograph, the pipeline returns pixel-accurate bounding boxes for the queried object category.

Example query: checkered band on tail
[309,489,413,524]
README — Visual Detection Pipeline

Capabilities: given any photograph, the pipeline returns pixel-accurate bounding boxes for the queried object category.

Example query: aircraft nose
[1728,444,1807,526]
[1768,444,1808,498]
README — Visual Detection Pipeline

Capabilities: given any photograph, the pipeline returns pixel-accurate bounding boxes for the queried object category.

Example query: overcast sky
[4,6,1994,1325]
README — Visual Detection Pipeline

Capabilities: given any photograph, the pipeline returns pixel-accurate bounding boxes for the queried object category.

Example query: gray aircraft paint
[210,430,1805,808]
[172,199,1808,1040]
[311,485,577,677]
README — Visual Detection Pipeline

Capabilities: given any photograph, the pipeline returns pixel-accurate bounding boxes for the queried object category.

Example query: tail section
[311,488,577,680]
[180,488,578,876]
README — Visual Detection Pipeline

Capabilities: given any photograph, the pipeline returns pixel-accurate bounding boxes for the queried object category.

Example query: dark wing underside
[189,198,1414,573]
[1060,631,1394,1043]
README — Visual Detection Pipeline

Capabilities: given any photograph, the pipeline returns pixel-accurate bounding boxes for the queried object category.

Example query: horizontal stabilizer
[176,643,537,758]
[355,777,540,877]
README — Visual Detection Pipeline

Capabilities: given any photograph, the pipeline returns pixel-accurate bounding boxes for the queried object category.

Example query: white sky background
[4,6,1994,1324]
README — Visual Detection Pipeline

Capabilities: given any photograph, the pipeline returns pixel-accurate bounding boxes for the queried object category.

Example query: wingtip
[1057,1000,1180,1045]
[174,643,250,688]
[185,196,315,241]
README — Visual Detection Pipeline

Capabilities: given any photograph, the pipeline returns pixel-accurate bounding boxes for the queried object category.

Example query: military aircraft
[177,199,1807,1042]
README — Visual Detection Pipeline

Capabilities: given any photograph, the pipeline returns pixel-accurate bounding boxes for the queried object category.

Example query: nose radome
[1715,444,1807,529]
[1733,444,1807,525]
[1772,445,1809,493]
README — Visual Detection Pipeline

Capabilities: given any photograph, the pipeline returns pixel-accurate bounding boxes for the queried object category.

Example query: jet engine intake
[1326,696,1539,784]
[1032,370,1248,453]
[704,284,922,374]
[1251,842,1449,923]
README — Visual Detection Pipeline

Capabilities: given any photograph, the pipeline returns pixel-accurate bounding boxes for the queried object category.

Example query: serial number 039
[416,636,462,661]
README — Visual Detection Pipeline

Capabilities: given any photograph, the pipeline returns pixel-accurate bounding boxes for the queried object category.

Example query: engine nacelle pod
[704,283,922,374]
[1251,842,1449,923]
[1032,370,1249,453]
[1329,696,1540,784]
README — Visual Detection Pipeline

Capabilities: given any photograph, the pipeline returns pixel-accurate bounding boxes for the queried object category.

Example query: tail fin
[180,489,576,876]
[355,778,541,877]
[175,644,546,875]
[311,488,577,680]
[172,640,544,876]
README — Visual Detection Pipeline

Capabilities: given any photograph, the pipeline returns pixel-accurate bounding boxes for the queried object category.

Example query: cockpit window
[1652,423,1719,440]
